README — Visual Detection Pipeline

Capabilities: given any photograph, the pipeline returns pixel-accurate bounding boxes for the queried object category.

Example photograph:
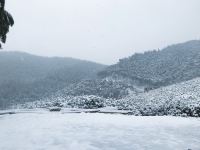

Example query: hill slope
[117,77,200,116]
[54,40,200,100]
[0,51,106,108]
[98,40,200,89]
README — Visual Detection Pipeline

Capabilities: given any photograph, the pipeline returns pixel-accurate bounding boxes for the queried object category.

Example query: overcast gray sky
[4,0,200,64]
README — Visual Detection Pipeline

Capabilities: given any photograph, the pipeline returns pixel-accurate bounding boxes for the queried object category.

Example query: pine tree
[0,0,14,48]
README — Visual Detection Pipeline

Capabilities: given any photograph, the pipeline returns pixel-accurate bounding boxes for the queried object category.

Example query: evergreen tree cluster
[0,0,14,48]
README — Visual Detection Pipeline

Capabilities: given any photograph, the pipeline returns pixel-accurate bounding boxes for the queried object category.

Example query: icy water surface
[0,113,200,150]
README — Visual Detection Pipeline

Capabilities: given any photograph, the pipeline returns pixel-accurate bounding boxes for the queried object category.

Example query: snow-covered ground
[0,113,200,150]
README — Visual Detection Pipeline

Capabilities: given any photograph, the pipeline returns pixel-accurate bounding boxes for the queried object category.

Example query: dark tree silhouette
[0,0,14,48]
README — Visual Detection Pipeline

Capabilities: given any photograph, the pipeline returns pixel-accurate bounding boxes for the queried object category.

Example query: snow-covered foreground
[0,113,200,150]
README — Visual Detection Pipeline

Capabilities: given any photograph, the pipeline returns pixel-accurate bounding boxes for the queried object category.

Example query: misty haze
[0,0,200,150]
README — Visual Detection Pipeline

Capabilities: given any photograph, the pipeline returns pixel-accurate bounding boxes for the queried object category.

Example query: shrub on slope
[54,78,143,99]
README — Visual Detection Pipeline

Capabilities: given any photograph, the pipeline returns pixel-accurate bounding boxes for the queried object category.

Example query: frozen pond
[0,112,200,150]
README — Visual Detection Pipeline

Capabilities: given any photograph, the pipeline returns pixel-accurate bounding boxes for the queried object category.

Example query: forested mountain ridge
[0,51,105,82]
[49,40,200,100]
[1,40,200,110]
[98,40,200,89]
[0,51,106,108]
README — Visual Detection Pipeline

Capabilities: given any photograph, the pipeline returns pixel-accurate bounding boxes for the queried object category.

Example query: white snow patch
[0,113,200,150]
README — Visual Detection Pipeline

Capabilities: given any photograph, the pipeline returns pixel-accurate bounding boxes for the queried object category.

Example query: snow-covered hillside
[99,40,200,88]
[15,77,200,117]
[0,113,200,150]
[117,77,200,116]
